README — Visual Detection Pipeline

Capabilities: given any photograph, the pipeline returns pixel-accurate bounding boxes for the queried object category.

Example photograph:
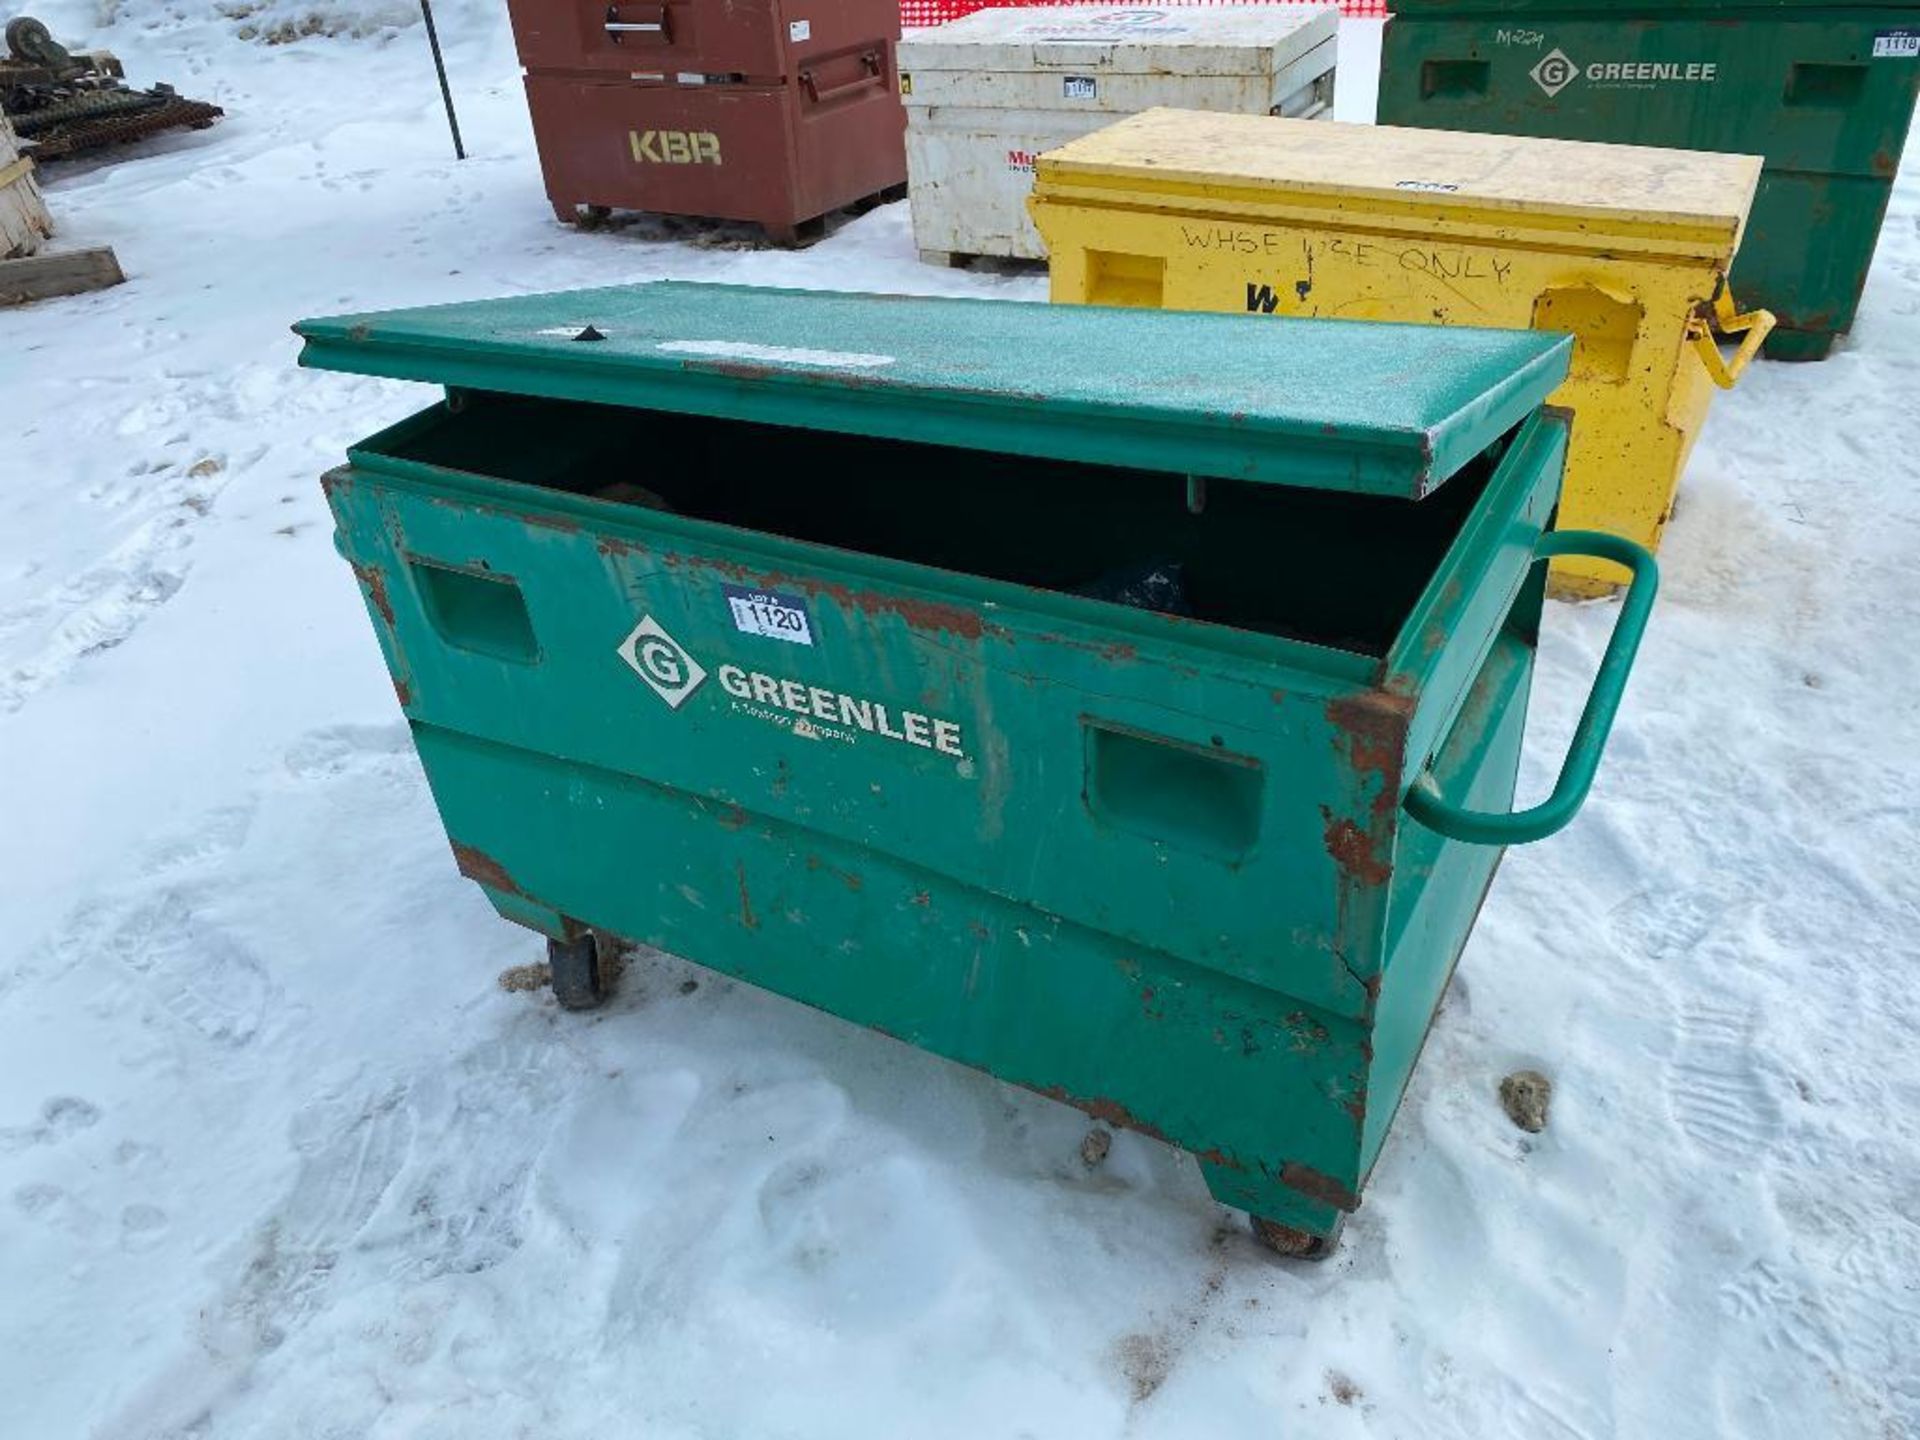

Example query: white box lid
[899,5,1340,78]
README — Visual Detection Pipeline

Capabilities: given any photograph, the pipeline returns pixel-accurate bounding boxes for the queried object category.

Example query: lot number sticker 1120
[723,584,814,645]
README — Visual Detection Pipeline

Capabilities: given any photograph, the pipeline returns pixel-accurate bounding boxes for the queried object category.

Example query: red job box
[506,0,908,242]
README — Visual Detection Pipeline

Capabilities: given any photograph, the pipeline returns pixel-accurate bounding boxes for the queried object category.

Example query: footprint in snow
[747,1153,965,1332]
[218,1085,417,1345]
[1662,1000,1784,1164]
[11,1182,98,1237]
[0,531,192,714]
[120,1203,171,1252]
[1606,883,1748,967]
[1719,1259,1841,1369]
[282,722,415,781]
[101,890,274,1050]
[136,801,257,878]
[1482,1372,1610,1440]
[382,1025,580,1283]
[0,1096,102,1153]
[0,417,237,714]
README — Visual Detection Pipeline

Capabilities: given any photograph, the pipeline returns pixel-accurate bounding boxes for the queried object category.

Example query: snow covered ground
[3,6,1918,1437]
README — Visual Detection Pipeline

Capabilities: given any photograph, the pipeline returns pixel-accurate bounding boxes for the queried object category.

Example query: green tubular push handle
[1404,529,1658,847]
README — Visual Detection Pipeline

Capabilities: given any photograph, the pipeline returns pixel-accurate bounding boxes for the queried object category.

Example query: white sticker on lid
[724,585,813,646]
[657,339,894,368]
[1874,29,1918,58]
[789,18,810,41]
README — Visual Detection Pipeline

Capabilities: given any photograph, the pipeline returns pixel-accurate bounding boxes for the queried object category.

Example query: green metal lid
[295,281,1570,500]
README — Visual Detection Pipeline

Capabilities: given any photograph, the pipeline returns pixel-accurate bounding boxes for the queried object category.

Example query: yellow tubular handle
[1689,286,1776,390]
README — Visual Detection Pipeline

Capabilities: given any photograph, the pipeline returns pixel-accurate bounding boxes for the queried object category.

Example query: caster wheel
[547,932,608,1011]
[1251,1214,1342,1260]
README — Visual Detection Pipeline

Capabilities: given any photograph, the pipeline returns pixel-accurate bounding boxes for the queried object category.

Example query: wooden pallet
[1,111,54,260]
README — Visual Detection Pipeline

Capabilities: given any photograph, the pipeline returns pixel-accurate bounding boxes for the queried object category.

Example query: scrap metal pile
[1,15,221,161]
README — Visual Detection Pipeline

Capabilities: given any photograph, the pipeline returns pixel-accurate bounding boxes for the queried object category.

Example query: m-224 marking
[630,129,722,165]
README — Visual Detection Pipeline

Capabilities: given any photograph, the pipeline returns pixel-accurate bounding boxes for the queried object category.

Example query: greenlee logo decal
[716,664,969,759]
[1529,45,1719,98]
[616,617,970,761]
[1530,48,1578,97]
[617,616,708,708]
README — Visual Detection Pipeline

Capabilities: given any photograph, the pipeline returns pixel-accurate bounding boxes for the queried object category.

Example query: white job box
[898,5,1339,263]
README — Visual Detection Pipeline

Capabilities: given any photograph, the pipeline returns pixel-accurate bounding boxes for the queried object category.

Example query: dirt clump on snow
[1499,1070,1553,1133]
[1080,1126,1112,1167]
[1326,1370,1362,1405]
[496,962,550,994]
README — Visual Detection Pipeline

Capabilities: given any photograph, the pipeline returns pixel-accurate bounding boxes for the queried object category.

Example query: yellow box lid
[1034,109,1764,253]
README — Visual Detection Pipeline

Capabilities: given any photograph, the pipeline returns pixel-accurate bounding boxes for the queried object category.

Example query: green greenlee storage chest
[1376,1,1920,361]
[296,282,1656,1256]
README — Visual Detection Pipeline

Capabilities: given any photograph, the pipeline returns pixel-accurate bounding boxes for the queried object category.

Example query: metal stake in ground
[418,0,465,161]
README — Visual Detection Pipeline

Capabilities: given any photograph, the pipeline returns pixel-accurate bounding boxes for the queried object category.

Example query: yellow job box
[1028,108,1772,596]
